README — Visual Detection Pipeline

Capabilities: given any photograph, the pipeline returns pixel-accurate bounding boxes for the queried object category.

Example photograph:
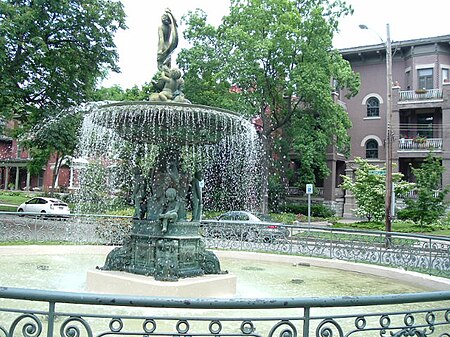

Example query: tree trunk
[260,133,270,214]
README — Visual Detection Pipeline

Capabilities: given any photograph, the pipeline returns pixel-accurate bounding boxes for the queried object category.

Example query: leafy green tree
[0,0,126,125]
[178,0,360,212]
[88,83,155,102]
[341,158,413,221]
[402,154,449,226]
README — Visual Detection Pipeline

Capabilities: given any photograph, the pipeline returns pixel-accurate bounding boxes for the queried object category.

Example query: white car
[17,197,70,216]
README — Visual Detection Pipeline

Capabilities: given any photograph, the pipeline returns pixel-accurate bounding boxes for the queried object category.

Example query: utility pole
[385,23,393,233]
[359,23,394,233]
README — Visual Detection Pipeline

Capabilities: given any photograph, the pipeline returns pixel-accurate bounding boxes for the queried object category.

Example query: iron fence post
[47,302,55,337]
[329,229,333,259]
[302,307,310,337]
[429,237,432,276]
[379,232,383,264]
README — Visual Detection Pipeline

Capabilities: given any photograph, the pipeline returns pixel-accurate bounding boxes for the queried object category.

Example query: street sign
[369,170,386,176]
[306,184,313,194]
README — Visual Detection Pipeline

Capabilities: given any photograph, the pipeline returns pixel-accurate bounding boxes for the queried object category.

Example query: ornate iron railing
[0,287,450,337]
[0,212,449,278]
[0,213,450,336]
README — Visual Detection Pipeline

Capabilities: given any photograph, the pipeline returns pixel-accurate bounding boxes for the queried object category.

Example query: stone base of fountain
[100,220,226,282]
[86,269,237,298]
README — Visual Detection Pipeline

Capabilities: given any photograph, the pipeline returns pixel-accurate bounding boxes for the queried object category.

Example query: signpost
[306,184,313,225]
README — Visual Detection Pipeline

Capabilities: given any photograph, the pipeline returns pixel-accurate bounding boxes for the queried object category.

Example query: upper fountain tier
[89,101,253,145]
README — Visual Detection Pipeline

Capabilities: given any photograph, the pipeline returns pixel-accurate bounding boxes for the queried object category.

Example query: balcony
[398,137,442,151]
[399,89,443,102]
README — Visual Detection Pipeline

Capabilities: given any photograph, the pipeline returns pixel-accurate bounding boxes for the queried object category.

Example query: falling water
[74,101,262,213]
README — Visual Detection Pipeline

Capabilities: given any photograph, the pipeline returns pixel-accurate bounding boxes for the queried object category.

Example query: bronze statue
[150,68,183,101]
[157,8,178,72]
[158,187,180,233]
[191,171,203,221]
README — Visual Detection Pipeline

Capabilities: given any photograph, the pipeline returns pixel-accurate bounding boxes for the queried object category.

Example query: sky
[101,0,450,89]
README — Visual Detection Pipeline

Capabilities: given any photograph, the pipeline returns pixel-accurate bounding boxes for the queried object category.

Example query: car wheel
[18,208,24,217]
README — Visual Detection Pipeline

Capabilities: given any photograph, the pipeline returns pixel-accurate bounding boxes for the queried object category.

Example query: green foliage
[268,174,286,212]
[332,219,447,233]
[179,0,360,210]
[88,83,155,102]
[0,191,35,205]
[340,158,413,221]
[279,203,335,218]
[268,212,297,224]
[401,154,449,226]
[0,0,127,124]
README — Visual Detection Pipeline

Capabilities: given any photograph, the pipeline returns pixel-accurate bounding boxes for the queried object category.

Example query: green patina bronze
[100,10,223,281]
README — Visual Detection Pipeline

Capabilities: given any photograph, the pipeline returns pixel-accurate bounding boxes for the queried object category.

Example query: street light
[359,23,393,233]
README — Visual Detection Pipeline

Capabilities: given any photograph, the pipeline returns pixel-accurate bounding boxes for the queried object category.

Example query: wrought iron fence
[0,212,449,278]
[0,213,450,336]
[201,220,450,278]
[0,286,449,337]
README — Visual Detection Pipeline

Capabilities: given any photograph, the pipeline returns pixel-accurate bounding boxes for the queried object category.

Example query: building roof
[339,34,450,55]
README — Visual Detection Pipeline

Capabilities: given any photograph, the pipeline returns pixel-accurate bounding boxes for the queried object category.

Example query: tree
[178,0,360,212]
[402,154,449,226]
[341,158,413,222]
[0,0,127,124]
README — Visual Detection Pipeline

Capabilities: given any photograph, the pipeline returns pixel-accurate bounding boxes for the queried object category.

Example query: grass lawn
[0,193,32,206]
[332,219,450,237]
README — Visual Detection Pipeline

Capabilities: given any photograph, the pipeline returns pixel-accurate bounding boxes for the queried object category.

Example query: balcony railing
[398,137,442,151]
[399,89,443,101]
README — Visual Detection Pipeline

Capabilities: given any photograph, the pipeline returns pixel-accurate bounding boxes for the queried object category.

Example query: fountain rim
[97,100,248,119]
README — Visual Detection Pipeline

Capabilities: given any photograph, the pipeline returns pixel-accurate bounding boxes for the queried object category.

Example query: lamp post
[359,23,393,233]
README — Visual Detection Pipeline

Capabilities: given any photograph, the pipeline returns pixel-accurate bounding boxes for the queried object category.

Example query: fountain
[77,9,260,293]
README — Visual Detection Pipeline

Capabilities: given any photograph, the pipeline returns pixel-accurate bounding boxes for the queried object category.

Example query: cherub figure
[150,67,184,101]
[159,187,180,233]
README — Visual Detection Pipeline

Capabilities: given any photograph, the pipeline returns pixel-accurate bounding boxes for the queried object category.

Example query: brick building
[331,34,450,217]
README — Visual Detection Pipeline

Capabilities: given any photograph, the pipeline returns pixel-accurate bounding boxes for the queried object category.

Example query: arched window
[366,139,379,159]
[366,97,380,117]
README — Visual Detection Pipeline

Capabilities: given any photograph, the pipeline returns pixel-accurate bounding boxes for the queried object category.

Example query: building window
[366,97,380,117]
[366,139,378,159]
[442,68,449,83]
[418,68,433,89]
[417,113,434,138]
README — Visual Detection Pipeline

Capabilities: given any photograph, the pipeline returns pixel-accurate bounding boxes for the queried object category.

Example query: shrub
[279,203,335,218]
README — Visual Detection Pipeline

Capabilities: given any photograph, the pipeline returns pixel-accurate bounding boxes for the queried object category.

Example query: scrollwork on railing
[268,320,297,337]
[8,314,43,337]
[316,319,344,337]
[60,316,93,337]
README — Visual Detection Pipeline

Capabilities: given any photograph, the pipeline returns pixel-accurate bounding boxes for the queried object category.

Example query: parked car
[17,197,70,217]
[203,211,289,242]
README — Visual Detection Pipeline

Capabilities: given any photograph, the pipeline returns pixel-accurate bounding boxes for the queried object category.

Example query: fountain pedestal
[101,220,223,282]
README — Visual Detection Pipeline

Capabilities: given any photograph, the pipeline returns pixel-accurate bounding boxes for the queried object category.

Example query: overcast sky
[101,0,450,89]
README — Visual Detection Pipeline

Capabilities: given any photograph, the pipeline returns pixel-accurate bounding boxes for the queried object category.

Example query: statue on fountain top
[151,9,190,103]
[157,8,178,72]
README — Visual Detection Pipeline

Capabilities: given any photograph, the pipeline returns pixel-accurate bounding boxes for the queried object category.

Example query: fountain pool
[0,245,430,297]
